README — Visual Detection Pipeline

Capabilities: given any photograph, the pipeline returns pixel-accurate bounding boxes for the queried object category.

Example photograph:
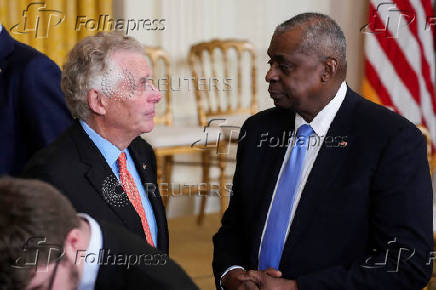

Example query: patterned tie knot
[117,152,127,169]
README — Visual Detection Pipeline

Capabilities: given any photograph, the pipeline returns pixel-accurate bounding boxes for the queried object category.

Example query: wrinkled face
[266,28,325,116]
[103,50,161,136]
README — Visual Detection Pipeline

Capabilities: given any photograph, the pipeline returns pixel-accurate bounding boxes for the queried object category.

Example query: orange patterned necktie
[117,152,155,247]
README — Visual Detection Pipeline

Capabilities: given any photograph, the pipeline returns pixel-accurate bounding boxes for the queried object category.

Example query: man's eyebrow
[268,54,289,62]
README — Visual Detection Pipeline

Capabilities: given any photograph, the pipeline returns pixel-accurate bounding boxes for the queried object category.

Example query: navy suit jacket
[22,121,169,253]
[0,28,72,175]
[213,88,434,289]
[95,220,197,290]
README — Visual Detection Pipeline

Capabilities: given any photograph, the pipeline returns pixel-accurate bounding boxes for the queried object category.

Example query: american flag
[362,0,435,155]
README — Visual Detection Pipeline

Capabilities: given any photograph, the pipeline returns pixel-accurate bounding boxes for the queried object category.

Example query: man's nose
[150,85,162,103]
[265,67,279,83]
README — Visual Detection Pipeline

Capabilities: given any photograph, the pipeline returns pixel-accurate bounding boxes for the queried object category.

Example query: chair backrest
[144,46,172,126]
[188,39,257,126]
[417,124,433,173]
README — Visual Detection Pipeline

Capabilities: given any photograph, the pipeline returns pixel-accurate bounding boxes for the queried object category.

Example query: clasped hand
[222,268,298,290]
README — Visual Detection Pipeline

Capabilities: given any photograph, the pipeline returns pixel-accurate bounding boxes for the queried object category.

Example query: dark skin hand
[223,268,298,290]
[222,268,259,290]
[247,268,298,290]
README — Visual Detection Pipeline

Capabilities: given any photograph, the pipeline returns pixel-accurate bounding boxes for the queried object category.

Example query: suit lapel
[69,121,146,237]
[279,89,359,267]
[129,138,168,253]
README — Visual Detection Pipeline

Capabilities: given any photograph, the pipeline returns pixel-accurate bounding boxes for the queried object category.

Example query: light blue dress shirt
[80,120,158,246]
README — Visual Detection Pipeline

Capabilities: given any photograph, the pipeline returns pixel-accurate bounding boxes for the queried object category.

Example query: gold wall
[0,0,112,66]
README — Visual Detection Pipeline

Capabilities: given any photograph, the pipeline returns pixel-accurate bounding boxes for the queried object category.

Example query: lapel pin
[339,141,347,147]
[142,163,147,170]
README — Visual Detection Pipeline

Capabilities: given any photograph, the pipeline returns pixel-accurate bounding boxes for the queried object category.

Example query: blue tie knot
[297,124,314,138]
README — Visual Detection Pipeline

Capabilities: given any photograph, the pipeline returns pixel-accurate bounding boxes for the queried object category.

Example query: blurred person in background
[0,23,72,176]
[0,177,198,290]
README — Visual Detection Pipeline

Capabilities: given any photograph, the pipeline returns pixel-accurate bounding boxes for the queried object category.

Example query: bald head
[275,13,347,79]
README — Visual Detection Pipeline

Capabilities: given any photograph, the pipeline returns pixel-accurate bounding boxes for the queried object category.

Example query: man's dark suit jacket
[95,221,198,290]
[23,121,169,253]
[213,88,434,289]
[0,28,72,176]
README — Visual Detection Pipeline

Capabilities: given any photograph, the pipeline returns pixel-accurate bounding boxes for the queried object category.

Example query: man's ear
[88,89,107,116]
[321,57,337,82]
[63,228,82,264]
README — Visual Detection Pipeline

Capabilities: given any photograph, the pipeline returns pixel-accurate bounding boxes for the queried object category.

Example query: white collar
[294,81,347,136]
[77,213,103,290]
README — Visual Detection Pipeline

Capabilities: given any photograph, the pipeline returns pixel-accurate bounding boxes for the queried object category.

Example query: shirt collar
[80,120,123,167]
[77,213,103,290]
[294,81,347,136]
[0,24,2,33]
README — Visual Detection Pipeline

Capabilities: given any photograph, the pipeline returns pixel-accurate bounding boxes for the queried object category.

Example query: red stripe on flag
[365,58,399,113]
[369,3,422,110]
[392,0,436,114]
[421,0,435,34]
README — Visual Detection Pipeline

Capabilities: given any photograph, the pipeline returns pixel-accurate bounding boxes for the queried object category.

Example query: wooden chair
[141,47,221,222]
[188,39,257,219]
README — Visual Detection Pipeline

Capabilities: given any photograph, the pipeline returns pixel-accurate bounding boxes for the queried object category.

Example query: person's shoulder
[8,40,59,73]
[97,220,198,290]
[243,106,292,129]
[22,125,80,176]
[350,89,419,137]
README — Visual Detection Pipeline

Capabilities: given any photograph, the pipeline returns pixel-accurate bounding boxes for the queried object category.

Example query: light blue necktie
[258,124,314,270]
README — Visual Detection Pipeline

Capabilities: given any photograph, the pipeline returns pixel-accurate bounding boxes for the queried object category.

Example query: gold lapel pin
[142,163,147,170]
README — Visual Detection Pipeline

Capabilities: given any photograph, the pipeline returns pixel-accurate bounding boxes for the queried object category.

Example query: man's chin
[273,99,293,110]
[140,121,155,134]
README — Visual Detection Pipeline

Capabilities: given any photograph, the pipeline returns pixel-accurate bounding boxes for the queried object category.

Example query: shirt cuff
[220,265,245,289]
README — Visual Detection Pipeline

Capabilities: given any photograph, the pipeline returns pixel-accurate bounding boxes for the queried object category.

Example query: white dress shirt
[221,82,348,280]
[77,213,104,290]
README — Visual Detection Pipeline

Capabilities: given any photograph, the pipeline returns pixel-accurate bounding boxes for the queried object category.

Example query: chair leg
[218,149,228,216]
[162,155,173,209]
[197,150,210,225]
[157,156,169,208]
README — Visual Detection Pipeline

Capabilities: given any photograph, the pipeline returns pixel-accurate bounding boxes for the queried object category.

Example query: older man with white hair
[23,32,168,253]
